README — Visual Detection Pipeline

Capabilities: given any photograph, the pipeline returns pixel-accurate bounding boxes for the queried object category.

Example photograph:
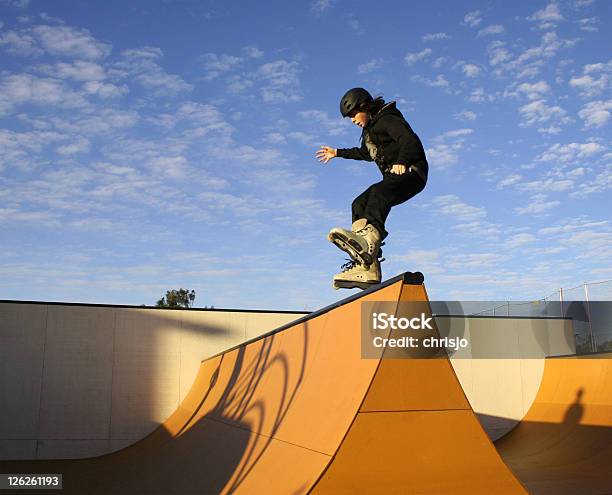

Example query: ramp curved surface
[496,354,612,495]
[0,274,526,494]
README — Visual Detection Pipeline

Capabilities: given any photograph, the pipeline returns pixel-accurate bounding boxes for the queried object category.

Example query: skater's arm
[335,140,373,162]
[382,115,426,166]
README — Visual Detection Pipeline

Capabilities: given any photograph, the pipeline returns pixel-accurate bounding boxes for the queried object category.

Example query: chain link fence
[470,280,612,355]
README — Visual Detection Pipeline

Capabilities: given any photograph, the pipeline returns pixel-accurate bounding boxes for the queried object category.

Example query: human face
[350,110,369,128]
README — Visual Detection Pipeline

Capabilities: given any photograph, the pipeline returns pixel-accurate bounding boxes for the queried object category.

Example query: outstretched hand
[316,146,337,164]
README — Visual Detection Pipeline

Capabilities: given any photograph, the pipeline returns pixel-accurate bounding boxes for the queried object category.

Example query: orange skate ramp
[0,273,525,494]
[496,354,612,495]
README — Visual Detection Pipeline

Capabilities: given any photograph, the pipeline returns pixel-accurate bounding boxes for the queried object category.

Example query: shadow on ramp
[495,354,612,495]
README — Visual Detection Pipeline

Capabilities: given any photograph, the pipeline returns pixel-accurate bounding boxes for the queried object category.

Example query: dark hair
[358,95,385,116]
[356,95,385,145]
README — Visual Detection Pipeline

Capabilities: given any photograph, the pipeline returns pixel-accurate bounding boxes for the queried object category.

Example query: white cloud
[464,10,482,28]
[569,62,611,97]
[570,74,609,97]
[422,32,449,42]
[578,17,599,32]
[226,74,254,94]
[0,29,39,55]
[0,73,88,115]
[432,57,448,69]
[357,58,384,74]
[311,0,333,16]
[0,24,111,59]
[426,144,459,166]
[518,99,569,127]
[200,52,242,80]
[431,75,450,87]
[147,102,227,134]
[578,100,612,128]
[256,60,302,103]
[468,87,495,103]
[0,128,65,171]
[527,2,564,30]
[426,129,473,168]
[517,178,574,193]
[447,253,508,269]
[436,129,473,140]
[518,67,543,80]
[404,48,432,66]
[0,208,57,223]
[82,80,128,98]
[115,47,192,96]
[242,45,263,59]
[478,25,504,37]
[411,74,449,88]
[299,109,346,136]
[287,131,318,146]
[505,233,536,248]
[149,155,188,179]
[497,174,522,189]
[487,41,512,66]
[571,164,612,197]
[462,63,481,78]
[537,142,605,162]
[55,136,90,155]
[539,219,610,236]
[431,195,487,222]
[37,60,106,81]
[515,195,560,215]
[488,32,575,79]
[513,32,570,70]
[561,229,612,261]
[34,25,110,59]
[454,110,477,121]
[135,70,192,96]
[537,124,563,135]
[585,62,612,74]
[393,250,444,275]
[0,0,30,6]
[515,81,551,100]
[263,132,286,145]
[52,108,139,135]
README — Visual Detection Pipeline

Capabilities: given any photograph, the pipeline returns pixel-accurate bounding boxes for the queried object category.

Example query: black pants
[352,170,426,240]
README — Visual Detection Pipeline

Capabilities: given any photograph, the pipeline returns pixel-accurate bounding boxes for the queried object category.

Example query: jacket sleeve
[381,115,425,166]
[336,139,373,162]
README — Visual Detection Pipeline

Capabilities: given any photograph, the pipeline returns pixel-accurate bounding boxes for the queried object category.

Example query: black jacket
[336,101,428,179]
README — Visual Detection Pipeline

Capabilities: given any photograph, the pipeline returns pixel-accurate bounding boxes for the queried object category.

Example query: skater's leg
[351,185,374,224]
[361,172,426,240]
[328,185,374,260]
[328,172,425,265]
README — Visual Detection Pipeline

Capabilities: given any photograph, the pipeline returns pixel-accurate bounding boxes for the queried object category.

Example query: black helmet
[339,87,373,118]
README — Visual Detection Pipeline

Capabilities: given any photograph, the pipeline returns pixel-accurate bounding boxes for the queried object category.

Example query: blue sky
[0,0,610,310]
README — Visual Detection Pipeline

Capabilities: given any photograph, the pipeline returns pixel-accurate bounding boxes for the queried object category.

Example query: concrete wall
[0,302,306,460]
[443,316,576,440]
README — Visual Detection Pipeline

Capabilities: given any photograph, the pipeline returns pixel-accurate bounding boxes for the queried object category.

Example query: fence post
[559,288,564,317]
[584,282,596,353]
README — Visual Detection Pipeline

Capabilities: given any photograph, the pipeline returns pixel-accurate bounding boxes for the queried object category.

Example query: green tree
[156,288,196,309]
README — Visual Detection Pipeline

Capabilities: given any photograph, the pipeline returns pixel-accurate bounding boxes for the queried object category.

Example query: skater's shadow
[562,387,585,426]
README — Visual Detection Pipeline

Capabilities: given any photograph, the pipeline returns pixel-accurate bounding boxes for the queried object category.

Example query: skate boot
[328,218,382,267]
[332,257,382,290]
